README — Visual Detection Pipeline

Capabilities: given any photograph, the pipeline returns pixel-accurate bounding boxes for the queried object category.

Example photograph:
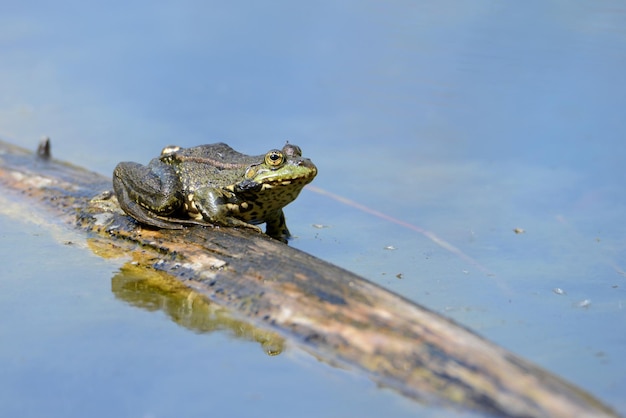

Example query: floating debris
[552,287,566,295]
[576,299,592,309]
[513,228,525,234]
[396,273,403,279]
[384,245,397,251]
[312,224,330,229]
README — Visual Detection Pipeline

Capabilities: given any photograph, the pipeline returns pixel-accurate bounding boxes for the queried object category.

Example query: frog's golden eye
[264,150,285,167]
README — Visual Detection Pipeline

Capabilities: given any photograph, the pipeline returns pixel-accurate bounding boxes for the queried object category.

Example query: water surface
[1,1,625,416]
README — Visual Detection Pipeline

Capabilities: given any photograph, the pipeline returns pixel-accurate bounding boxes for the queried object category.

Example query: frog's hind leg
[114,186,184,229]
[113,159,184,229]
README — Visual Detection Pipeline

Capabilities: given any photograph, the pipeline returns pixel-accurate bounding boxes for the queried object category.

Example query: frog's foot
[222,217,263,234]
[264,211,291,243]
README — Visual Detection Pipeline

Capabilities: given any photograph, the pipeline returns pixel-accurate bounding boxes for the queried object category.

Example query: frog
[112,142,317,243]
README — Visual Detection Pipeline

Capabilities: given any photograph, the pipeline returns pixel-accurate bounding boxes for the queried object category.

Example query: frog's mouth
[254,159,317,188]
[260,175,314,190]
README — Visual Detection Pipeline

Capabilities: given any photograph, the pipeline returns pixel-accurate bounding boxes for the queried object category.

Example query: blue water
[1,1,625,416]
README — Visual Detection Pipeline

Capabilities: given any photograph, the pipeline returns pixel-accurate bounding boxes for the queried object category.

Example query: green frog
[113,142,317,242]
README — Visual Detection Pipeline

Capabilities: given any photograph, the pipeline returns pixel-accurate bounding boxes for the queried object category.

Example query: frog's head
[236,143,317,202]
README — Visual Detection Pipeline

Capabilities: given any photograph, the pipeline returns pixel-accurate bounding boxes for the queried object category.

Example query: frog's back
[165,143,261,191]
[175,143,260,166]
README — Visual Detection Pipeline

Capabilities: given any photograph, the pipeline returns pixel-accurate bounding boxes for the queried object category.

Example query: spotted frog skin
[112,142,317,242]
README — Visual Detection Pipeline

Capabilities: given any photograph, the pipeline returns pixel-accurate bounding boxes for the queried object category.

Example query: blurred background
[1,1,625,417]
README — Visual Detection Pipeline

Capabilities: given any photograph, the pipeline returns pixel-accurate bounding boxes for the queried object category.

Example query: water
[1,1,625,416]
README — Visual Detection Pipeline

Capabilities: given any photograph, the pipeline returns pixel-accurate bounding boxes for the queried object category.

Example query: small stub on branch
[37,136,51,159]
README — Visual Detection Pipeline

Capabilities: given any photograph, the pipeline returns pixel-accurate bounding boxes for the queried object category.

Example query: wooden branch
[0,139,618,418]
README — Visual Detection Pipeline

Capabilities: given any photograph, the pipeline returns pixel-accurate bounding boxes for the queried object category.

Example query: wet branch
[0,139,618,418]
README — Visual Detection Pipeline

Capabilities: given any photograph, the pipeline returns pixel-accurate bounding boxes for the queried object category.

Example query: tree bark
[0,139,618,418]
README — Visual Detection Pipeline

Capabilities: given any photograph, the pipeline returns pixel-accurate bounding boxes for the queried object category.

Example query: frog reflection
[111,264,284,356]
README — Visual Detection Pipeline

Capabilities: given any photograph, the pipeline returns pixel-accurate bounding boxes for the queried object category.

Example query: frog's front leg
[265,210,291,243]
[113,158,185,229]
[192,187,263,234]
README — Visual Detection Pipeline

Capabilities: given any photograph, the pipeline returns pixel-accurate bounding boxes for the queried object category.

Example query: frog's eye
[161,145,181,156]
[282,143,302,158]
[264,150,285,167]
